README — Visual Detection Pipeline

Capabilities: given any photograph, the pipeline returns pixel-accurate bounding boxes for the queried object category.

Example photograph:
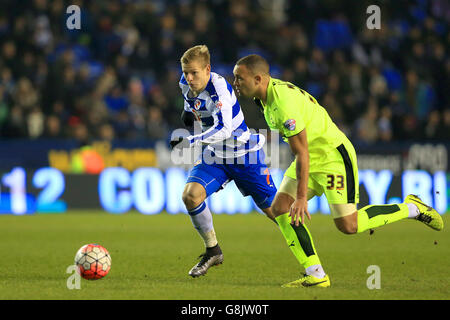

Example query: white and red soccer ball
[74,244,111,280]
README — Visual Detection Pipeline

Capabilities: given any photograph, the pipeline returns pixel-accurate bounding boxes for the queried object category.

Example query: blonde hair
[180,45,210,67]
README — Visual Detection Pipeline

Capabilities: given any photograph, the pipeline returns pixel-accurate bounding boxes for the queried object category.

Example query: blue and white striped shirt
[179,72,264,158]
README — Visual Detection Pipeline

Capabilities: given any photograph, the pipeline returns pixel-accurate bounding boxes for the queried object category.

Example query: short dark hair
[236,54,270,75]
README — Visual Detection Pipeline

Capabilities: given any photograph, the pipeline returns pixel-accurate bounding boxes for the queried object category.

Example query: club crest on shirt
[215,100,222,110]
[194,99,202,110]
[284,119,296,131]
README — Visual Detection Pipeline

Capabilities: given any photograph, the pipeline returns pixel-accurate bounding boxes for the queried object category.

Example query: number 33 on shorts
[324,174,348,203]
[326,174,344,190]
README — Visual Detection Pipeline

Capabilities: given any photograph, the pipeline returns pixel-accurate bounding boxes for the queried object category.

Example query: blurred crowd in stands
[0,0,449,147]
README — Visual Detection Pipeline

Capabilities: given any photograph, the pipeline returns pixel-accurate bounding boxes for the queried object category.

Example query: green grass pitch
[0,210,448,300]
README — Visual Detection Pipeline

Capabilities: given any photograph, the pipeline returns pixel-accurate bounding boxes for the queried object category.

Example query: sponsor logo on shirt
[284,119,296,131]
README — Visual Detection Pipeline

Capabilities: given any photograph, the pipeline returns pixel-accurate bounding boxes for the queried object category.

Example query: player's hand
[289,197,311,226]
[169,136,190,150]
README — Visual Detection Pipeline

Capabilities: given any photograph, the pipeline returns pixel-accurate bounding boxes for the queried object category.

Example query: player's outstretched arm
[287,129,311,226]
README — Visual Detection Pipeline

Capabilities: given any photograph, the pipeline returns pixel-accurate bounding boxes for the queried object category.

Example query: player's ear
[205,64,211,72]
[254,74,262,85]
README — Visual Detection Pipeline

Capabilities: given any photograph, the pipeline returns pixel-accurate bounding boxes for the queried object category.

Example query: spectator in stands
[354,99,379,145]
[0,0,447,146]
[436,109,450,140]
[27,106,45,139]
[43,114,64,139]
[378,106,393,142]
[0,84,8,128]
[98,122,115,141]
[13,77,39,111]
[147,107,169,140]
[424,110,441,140]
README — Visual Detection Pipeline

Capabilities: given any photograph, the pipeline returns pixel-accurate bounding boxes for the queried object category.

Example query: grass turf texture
[0,210,449,300]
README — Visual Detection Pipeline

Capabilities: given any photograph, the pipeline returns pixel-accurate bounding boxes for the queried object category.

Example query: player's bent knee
[182,191,202,210]
[261,207,276,221]
[182,184,206,210]
[272,204,287,218]
[271,192,294,218]
[334,215,358,234]
[336,224,357,234]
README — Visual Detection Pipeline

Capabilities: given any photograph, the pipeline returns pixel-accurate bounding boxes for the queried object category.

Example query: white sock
[406,203,420,219]
[305,264,326,278]
[188,202,217,248]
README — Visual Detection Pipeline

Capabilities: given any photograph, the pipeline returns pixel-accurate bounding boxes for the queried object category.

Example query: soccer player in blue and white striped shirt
[170,45,277,277]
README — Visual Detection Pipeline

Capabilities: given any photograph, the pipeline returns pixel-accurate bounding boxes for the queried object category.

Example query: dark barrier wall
[0,140,159,172]
[0,140,448,173]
